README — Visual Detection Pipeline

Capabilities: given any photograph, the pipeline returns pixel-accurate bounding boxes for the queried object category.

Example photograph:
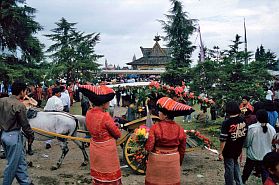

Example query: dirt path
[0,136,262,185]
[1,140,225,185]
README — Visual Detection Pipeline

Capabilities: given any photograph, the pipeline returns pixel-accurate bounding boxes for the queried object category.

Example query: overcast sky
[27,0,279,67]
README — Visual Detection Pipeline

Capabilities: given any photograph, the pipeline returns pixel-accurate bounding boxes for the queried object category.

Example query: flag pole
[244,18,248,65]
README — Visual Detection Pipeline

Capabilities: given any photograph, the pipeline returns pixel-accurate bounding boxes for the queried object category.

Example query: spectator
[210,100,217,120]
[36,84,43,107]
[219,101,248,185]
[240,96,254,116]
[265,86,274,101]
[264,100,279,129]
[0,81,35,185]
[44,87,64,149]
[108,96,116,117]
[195,106,208,125]
[115,86,121,107]
[242,109,276,184]
[240,96,256,126]
[60,86,71,112]
[263,152,279,185]
[44,87,64,112]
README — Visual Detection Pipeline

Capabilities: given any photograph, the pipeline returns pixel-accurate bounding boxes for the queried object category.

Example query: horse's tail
[72,117,79,137]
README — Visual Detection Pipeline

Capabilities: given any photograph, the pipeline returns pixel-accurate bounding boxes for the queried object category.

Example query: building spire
[154,35,161,42]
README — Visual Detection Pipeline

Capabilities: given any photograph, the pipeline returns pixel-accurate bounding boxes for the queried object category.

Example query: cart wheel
[123,134,147,174]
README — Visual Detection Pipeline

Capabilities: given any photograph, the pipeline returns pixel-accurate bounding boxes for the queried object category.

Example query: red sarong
[90,139,122,185]
[145,148,181,185]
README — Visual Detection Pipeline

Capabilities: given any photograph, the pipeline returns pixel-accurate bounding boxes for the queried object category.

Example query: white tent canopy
[107,82,150,88]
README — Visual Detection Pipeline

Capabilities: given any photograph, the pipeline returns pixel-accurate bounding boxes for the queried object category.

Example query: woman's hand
[218,153,223,161]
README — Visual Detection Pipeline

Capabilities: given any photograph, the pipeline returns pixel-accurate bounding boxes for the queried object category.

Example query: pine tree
[45,18,102,82]
[0,0,44,83]
[255,47,260,61]
[160,0,196,68]
[255,44,277,70]
[160,0,196,85]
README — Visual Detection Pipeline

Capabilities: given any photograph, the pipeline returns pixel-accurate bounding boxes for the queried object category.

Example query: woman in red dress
[145,97,194,185]
[79,85,122,185]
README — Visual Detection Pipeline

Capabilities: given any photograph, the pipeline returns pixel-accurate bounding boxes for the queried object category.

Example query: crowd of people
[219,95,279,185]
[4,79,279,185]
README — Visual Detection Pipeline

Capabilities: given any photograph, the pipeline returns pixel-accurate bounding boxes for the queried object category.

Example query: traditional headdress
[157,97,194,117]
[78,85,115,106]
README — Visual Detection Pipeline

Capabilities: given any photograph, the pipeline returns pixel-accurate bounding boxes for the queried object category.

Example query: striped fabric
[78,85,115,95]
[157,97,192,111]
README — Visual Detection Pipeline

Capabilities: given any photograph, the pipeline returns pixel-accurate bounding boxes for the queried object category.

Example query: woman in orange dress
[145,97,194,185]
[79,85,122,185]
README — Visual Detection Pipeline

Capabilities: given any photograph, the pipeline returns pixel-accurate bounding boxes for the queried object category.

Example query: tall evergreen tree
[160,0,196,68]
[255,47,260,61]
[45,18,77,81]
[160,0,196,85]
[265,50,277,70]
[0,0,44,84]
[255,45,277,70]
[73,32,102,81]
[259,45,266,61]
[0,0,43,62]
[45,18,102,82]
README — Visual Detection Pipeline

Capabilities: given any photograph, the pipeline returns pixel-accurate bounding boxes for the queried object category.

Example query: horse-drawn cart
[30,113,208,174]
[30,113,208,173]
[115,115,207,174]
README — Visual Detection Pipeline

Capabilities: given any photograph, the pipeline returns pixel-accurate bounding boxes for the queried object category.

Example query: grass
[69,102,82,115]
[174,103,223,149]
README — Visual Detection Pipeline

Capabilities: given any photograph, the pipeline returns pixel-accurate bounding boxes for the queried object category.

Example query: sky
[27,0,279,67]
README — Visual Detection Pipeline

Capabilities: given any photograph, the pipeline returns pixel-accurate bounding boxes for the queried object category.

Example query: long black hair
[256,109,268,133]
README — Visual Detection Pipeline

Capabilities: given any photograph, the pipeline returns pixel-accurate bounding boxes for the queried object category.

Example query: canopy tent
[106,82,150,88]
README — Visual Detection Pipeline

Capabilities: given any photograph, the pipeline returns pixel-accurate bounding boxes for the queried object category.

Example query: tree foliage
[45,18,102,82]
[0,0,45,84]
[255,45,277,70]
[190,37,273,105]
[0,0,44,62]
[160,0,196,85]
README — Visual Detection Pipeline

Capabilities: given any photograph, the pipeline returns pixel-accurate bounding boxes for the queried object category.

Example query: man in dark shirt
[0,81,34,185]
[219,101,248,185]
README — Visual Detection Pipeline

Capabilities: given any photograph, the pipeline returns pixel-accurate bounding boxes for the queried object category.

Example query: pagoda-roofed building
[127,36,172,70]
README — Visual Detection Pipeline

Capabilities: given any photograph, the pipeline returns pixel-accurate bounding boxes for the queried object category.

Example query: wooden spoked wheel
[123,134,148,174]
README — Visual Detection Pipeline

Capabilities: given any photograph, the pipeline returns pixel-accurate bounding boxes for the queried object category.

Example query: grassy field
[175,104,223,149]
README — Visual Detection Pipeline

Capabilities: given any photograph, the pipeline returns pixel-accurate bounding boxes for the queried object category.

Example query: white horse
[27,111,89,170]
